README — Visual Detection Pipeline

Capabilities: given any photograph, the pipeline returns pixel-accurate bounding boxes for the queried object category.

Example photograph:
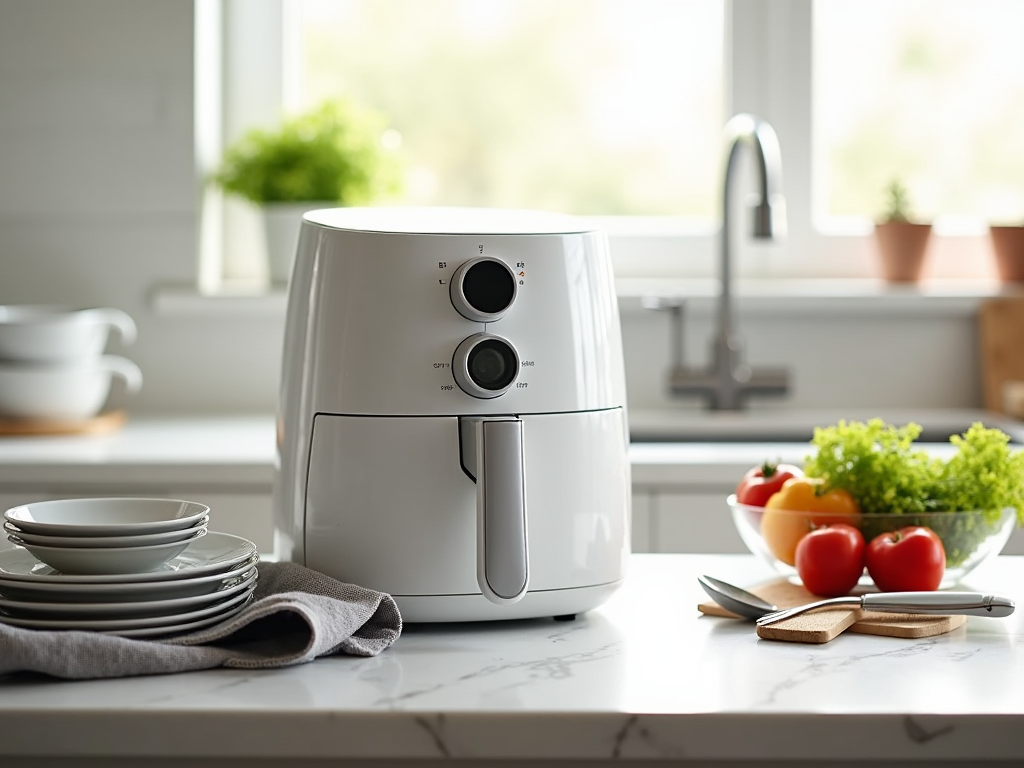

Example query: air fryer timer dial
[449,257,518,322]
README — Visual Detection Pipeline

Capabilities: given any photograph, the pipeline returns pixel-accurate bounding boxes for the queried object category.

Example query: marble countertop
[0,415,805,490]
[2,412,1020,493]
[0,415,276,487]
[3,413,1018,493]
[0,553,1021,767]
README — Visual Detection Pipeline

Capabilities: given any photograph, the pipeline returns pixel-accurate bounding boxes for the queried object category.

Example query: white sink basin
[628,407,1024,444]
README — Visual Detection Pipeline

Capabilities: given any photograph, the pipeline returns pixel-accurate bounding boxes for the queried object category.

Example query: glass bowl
[728,494,1017,589]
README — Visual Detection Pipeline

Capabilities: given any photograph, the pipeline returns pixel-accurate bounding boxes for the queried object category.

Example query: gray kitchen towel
[0,561,402,680]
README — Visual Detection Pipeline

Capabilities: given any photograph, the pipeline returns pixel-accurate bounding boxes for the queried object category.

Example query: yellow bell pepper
[761,478,861,566]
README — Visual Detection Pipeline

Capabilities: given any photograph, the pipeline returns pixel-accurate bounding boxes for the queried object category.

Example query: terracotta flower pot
[989,225,1024,283]
[872,221,932,283]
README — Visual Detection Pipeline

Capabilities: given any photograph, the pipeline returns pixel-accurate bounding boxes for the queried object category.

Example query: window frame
[200,0,994,288]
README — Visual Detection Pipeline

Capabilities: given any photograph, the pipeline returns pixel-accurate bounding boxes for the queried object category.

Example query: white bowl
[4,516,209,548]
[9,528,206,575]
[4,498,211,536]
[0,355,142,420]
[0,306,136,362]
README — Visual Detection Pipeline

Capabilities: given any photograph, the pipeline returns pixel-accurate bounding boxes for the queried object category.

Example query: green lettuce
[802,419,1024,567]
[803,419,1024,523]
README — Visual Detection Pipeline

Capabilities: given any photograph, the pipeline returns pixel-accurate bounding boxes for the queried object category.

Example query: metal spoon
[697,575,778,620]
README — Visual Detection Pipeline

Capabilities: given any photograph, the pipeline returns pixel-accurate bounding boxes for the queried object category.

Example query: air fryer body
[273,207,630,621]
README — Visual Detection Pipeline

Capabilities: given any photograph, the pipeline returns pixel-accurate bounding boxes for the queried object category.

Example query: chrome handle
[460,417,529,605]
[862,591,1016,618]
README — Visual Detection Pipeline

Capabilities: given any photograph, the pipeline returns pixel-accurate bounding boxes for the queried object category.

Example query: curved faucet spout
[666,113,791,411]
[723,114,786,240]
[719,114,786,355]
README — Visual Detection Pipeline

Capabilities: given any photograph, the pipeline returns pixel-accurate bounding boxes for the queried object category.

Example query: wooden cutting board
[0,410,126,437]
[698,578,966,644]
[978,296,1024,414]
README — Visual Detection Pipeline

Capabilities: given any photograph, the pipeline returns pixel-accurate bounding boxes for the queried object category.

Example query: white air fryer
[272,207,630,622]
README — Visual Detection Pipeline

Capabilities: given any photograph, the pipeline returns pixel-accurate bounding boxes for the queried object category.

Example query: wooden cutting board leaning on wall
[978,296,1024,416]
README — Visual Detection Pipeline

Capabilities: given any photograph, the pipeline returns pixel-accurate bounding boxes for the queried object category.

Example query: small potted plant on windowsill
[989,219,1024,283]
[213,99,403,285]
[873,178,933,283]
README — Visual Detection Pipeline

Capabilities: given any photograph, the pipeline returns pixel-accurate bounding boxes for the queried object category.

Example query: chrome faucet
[661,113,791,411]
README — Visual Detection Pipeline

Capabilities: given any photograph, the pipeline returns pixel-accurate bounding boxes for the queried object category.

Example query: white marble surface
[0,415,276,487]
[0,553,1021,766]
[629,406,1024,444]
[2,413,1014,490]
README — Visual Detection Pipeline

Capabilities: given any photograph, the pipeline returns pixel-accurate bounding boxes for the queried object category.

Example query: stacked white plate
[0,498,259,637]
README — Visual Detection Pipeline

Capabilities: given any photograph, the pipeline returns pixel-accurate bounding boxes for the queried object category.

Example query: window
[814,0,1024,226]
[300,0,724,219]
[206,0,1020,286]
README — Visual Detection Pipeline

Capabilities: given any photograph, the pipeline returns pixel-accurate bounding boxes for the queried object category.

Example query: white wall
[0,0,282,415]
[620,295,982,412]
[0,1,987,419]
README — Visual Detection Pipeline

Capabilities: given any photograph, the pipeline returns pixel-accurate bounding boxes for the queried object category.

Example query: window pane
[814,0,1024,224]
[299,0,724,217]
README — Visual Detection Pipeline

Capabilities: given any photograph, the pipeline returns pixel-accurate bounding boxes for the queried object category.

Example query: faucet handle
[642,295,687,372]
[640,295,684,312]
[737,365,790,398]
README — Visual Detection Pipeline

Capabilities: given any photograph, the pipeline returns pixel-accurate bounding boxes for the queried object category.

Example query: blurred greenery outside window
[814,0,1024,226]
[299,0,725,219]
[208,0,1024,284]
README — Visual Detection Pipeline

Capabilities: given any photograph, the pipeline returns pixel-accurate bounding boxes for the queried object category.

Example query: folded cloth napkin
[0,561,402,680]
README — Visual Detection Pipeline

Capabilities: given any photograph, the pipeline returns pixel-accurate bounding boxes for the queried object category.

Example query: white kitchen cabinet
[649,491,746,554]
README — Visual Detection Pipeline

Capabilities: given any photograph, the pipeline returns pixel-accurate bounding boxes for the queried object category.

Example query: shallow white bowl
[4,516,208,548]
[0,305,136,363]
[4,498,211,536]
[9,528,206,575]
[0,355,142,420]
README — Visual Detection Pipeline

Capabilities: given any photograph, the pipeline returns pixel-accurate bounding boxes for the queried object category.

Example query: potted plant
[213,99,403,284]
[872,179,932,283]
[989,218,1024,283]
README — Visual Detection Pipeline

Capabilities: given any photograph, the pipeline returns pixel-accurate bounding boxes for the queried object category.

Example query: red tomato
[735,462,803,507]
[794,524,866,597]
[865,526,946,592]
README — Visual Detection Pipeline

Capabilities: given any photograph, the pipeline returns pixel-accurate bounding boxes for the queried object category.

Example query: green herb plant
[879,178,914,224]
[802,419,1024,567]
[212,99,403,205]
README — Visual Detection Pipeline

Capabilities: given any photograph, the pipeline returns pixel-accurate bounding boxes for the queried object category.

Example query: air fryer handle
[461,417,529,605]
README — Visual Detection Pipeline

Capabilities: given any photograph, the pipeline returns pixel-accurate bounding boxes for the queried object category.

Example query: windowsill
[151,283,288,316]
[151,277,1024,318]
[615,276,1024,316]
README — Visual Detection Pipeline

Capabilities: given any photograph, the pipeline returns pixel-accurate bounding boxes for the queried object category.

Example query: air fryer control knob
[450,257,518,322]
[452,333,520,399]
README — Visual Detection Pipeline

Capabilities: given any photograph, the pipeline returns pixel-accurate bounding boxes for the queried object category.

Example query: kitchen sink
[628,407,1024,444]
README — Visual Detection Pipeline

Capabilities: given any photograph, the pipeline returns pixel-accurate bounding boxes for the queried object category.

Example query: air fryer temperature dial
[452,333,520,399]
[449,257,518,322]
